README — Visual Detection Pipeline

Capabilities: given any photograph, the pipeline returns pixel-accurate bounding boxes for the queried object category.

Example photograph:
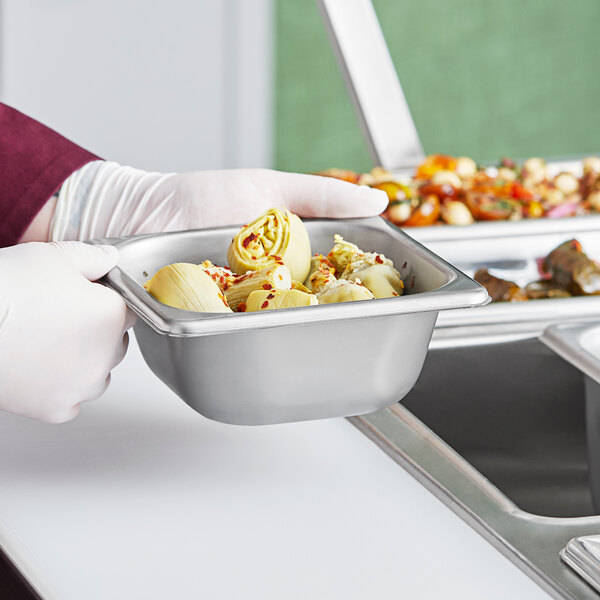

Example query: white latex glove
[0,241,131,423]
[49,161,388,240]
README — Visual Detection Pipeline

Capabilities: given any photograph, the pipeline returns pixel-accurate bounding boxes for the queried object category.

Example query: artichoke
[317,280,375,304]
[244,289,318,312]
[326,235,362,275]
[199,260,236,291]
[227,208,311,282]
[144,263,233,313]
[328,235,404,299]
[303,254,336,292]
[344,264,404,298]
[224,265,292,311]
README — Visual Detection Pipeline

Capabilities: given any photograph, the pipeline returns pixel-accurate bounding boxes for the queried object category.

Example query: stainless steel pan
[99,217,488,425]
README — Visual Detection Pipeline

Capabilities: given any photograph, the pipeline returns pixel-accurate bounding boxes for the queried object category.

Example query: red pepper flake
[392,292,399,296]
[402,261,407,269]
[242,233,258,248]
[262,283,273,290]
[261,300,269,309]
[273,255,282,262]
[266,293,275,299]
[251,256,257,260]
[237,302,247,312]
[410,275,415,288]
[375,255,384,264]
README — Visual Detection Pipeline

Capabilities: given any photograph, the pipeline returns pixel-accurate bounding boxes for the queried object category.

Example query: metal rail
[316,0,425,170]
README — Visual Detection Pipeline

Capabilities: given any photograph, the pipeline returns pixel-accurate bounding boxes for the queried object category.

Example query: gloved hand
[49,161,388,240]
[0,241,131,423]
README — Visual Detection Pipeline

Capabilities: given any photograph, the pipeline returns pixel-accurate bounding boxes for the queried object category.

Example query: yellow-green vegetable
[329,234,405,299]
[227,208,311,282]
[326,235,362,275]
[346,264,404,298]
[224,265,292,311]
[303,254,335,291]
[245,289,318,312]
[317,280,375,304]
[291,280,312,294]
[144,263,232,313]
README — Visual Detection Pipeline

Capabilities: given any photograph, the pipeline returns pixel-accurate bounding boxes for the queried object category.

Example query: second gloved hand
[0,242,132,423]
[49,162,388,240]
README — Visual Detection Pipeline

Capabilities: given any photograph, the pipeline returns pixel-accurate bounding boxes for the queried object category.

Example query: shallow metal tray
[101,216,488,425]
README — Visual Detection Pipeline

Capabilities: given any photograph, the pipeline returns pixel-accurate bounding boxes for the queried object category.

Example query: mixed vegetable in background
[317,154,600,227]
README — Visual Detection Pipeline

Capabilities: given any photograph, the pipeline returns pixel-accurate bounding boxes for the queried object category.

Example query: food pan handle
[539,322,600,384]
[86,238,175,331]
[316,0,425,171]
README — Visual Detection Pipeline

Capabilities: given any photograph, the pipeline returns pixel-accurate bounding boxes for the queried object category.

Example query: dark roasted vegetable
[542,240,600,295]
[474,269,528,302]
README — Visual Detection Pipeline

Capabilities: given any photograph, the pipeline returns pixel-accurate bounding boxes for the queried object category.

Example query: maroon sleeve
[0,103,101,247]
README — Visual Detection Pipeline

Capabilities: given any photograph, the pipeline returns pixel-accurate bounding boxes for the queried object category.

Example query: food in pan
[244,289,318,312]
[474,239,600,302]
[327,235,404,298]
[316,154,600,227]
[523,280,571,300]
[221,265,292,312]
[144,208,406,313]
[227,207,311,283]
[144,263,233,313]
[316,279,376,304]
[543,240,600,296]
[473,269,528,302]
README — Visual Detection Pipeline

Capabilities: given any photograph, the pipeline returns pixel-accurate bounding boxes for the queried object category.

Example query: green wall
[275,0,600,173]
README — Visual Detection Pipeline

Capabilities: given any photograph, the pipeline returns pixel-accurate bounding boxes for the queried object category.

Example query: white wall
[0,0,273,172]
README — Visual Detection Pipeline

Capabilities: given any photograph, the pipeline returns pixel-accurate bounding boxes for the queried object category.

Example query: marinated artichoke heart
[200,260,236,291]
[306,264,337,294]
[291,280,312,294]
[227,208,311,283]
[302,253,373,303]
[317,279,375,304]
[304,254,336,292]
[326,235,362,275]
[341,256,404,299]
[144,263,232,313]
[225,265,292,311]
[328,234,404,298]
[245,289,318,312]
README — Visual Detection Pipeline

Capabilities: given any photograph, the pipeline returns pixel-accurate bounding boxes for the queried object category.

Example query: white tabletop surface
[0,335,550,600]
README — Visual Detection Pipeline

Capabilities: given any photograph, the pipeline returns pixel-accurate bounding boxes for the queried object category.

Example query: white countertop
[0,335,550,600]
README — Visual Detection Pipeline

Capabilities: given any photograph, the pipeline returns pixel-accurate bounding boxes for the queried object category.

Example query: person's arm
[2,103,386,245]
[0,102,100,247]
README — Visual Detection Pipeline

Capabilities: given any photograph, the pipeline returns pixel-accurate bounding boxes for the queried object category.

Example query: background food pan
[404,157,599,243]
[101,216,488,425]
[402,217,600,339]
